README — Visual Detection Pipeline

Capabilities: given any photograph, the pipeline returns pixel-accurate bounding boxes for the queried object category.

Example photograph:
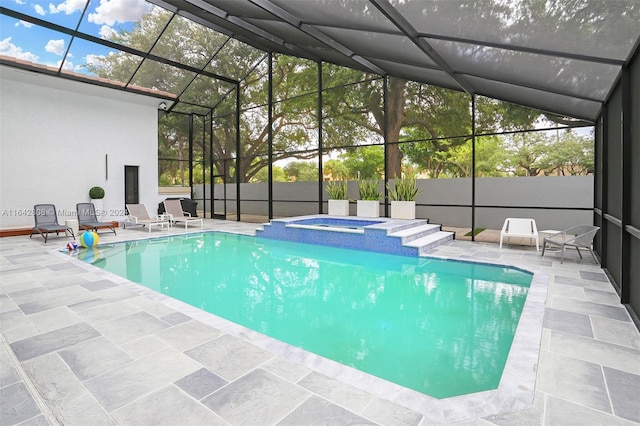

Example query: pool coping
[55,229,548,424]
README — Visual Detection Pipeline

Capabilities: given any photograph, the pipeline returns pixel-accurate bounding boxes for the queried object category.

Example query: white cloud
[15,0,26,4]
[88,0,150,26]
[85,53,105,67]
[98,24,116,39]
[45,39,65,55]
[33,4,46,16]
[49,0,87,15]
[57,59,74,70]
[0,37,39,62]
[15,20,34,28]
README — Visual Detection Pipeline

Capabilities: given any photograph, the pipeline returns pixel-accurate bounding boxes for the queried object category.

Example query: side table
[158,213,173,227]
[65,219,79,238]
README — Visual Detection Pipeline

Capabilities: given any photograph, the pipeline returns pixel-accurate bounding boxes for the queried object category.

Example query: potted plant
[357,178,380,217]
[386,175,421,219]
[326,180,349,216]
[89,186,105,219]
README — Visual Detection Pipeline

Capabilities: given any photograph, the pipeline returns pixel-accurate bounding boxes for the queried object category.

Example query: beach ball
[67,241,78,251]
[79,231,99,248]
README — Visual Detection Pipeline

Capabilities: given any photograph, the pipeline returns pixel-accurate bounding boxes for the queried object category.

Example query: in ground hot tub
[286,217,385,233]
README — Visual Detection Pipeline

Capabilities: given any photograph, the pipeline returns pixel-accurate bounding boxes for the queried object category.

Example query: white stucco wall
[0,66,162,229]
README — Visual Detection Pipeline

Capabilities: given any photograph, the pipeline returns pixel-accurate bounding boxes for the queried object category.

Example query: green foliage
[505,132,549,176]
[358,179,380,201]
[283,161,318,181]
[445,136,509,177]
[89,186,105,199]
[538,130,594,175]
[250,166,286,183]
[338,146,384,179]
[323,159,349,180]
[386,175,421,201]
[325,180,348,200]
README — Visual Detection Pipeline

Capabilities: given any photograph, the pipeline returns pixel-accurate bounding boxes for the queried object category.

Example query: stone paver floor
[1,219,639,425]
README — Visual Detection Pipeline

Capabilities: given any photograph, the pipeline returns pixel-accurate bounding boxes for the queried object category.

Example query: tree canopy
[86,7,594,185]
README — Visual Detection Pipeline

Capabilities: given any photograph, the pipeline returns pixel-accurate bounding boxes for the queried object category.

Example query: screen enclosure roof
[2,0,639,121]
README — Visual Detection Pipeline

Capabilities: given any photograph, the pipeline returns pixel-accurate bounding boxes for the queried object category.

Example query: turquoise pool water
[80,232,532,399]
[288,217,384,229]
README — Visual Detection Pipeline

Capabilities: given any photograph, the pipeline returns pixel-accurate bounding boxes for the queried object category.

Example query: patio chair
[499,218,539,251]
[541,225,600,264]
[163,199,203,229]
[124,204,169,232]
[76,203,117,236]
[30,204,75,243]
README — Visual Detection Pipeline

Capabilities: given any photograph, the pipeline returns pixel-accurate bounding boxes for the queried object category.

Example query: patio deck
[1,219,639,425]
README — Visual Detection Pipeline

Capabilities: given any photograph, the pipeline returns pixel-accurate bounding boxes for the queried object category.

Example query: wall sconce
[159,102,168,111]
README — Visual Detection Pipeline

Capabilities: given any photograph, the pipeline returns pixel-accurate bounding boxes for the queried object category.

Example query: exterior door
[124,166,139,205]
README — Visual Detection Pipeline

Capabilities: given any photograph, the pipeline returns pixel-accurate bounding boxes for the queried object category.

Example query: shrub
[89,186,105,199]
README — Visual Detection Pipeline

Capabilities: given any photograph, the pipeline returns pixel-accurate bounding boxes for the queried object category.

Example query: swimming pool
[81,232,533,400]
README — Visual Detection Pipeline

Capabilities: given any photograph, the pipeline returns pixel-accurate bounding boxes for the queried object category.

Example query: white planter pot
[328,199,349,216]
[91,199,104,220]
[357,200,379,218]
[390,200,415,220]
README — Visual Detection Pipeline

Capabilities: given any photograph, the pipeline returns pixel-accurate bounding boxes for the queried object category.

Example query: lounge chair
[499,217,539,251]
[30,204,75,243]
[163,199,203,229]
[541,225,600,264]
[76,203,117,236]
[124,204,169,232]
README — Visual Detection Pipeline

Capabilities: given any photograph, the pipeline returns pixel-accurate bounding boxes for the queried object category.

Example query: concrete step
[403,231,455,254]
[377,219,430,234]
[387,223,441,243]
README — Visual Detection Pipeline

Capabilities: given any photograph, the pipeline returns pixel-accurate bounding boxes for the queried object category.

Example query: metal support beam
[0,7,239,85]
[621,66,631,304]
[318,61,324,213]
[600,105,609,269]
[188,114,194,197]
[368,0,475,95]
[249,0,386,76]
[235,87,241,221]
[383,76,389,217]
[471,95,476,241]
[268,53,274,219]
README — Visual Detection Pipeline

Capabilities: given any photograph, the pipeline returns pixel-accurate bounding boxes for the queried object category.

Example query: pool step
[388,223,454,255]
[403,231,455,254]
[387,223,441,242]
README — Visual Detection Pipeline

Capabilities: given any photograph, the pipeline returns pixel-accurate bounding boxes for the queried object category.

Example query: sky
[0,0,152,75]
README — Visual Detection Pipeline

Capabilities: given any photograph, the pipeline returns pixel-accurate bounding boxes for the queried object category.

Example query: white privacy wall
[0,66,161,229]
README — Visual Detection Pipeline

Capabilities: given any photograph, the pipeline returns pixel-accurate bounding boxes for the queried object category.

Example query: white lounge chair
[124,204,169,232]
[541,225,600,264]
[499,218,539,251]
[163,199,203,229]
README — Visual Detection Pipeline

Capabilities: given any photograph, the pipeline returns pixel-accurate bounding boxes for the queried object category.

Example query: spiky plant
[325,180,348,200]
[358,179,380,200]
[386,175,421,201]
